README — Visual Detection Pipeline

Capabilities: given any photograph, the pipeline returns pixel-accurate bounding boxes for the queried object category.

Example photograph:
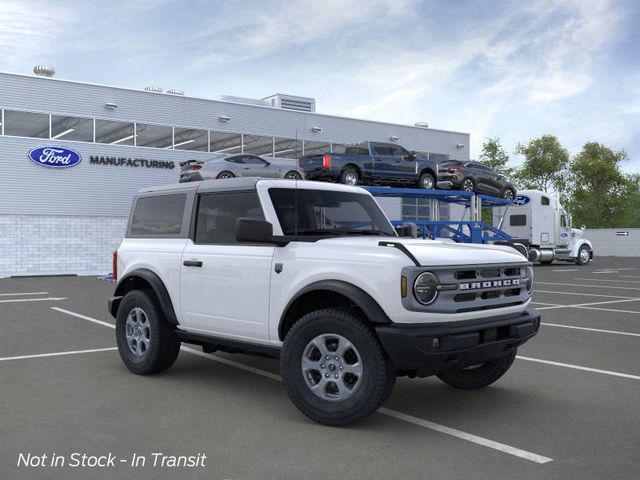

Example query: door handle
[183,260,203,267]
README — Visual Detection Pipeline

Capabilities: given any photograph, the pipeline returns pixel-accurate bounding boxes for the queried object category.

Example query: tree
[478,137,514,177]
[566,142,634,228]
[514,135,569,192]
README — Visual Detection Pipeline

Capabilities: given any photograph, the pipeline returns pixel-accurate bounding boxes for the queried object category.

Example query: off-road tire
[116,290,181,375]
[436,349,516,390]
[340,168,359,186]
[419,172,435,189]
[280,308,396,426]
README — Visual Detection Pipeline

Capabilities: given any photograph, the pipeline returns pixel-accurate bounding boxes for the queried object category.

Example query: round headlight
[525,266,534,293]
[413,272,440,305]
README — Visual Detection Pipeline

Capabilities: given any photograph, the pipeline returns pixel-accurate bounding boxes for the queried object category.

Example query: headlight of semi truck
[525,266,534,293]
[413,272,440,305]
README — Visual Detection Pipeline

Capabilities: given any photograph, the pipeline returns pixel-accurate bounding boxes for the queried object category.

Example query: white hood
[316,237,527,266]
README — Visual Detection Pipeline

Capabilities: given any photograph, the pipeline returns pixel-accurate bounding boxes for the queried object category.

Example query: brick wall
[0,215,127,278]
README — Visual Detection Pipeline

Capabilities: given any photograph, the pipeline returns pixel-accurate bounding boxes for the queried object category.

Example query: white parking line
[0,292,49,296]
[551,269,578,272]
[517,356,640,381]
[48,307,553,464]
[378,408,553,464]
[535,290,638,299]
[574,305,640,315]
[573,278,640,284]
[621,275,640,279]
[541,323,640,337]
[0,297,67,304]
[533,298,640,312]
[51,307,117,329]
[0,347,116,362]
[537,282,640,291]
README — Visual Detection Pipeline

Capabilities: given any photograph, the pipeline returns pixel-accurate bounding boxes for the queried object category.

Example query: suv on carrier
[109,178,540,426]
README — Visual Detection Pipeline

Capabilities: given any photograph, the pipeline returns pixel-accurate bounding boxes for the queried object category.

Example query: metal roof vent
[144,85,163,93]
[33,65,55,77]
[414,122,429,128]
[262,94,316,112]
[167,88,185,96]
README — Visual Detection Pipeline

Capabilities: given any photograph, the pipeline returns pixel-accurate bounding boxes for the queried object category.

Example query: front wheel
[115,290,181,375]
[280,308,396,426]
[576,245,591,265]
[436,349,516,389]
[418,172,435,189]
[503,187,515,200]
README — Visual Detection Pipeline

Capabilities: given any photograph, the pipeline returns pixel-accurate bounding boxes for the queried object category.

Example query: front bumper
[375,309,540,377]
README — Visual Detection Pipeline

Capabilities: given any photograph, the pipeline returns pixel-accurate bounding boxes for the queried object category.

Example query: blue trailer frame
[364,187,513,244]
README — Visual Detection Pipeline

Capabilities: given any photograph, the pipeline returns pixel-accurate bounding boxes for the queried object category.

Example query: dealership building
[0,69,470,278]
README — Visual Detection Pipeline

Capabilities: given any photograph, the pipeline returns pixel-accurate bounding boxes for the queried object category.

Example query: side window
[510,215,527,227]
[195,191,264,244]
[388,145,407,158]
[130,194,186,236]
[242,155,267,165]
[541,196,550,206]
[226,156,243,164]
[373,144,391,156]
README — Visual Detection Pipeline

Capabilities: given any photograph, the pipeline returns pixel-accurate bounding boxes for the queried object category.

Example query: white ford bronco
[109,178,539,425]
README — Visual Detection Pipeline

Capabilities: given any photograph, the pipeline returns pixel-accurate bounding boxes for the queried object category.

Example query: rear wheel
[340,168,359,186]
[418,172,435,189]
[436,349,516,389]
[284,170,302,180]
[115,290,180,375]
[216,171,235,179]
[576,245,591,265]
[462,178,475,192]
[280,308,396,426]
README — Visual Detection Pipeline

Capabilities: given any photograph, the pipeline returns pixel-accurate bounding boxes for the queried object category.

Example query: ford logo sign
[514,195,530,206]
[28,146,82,168]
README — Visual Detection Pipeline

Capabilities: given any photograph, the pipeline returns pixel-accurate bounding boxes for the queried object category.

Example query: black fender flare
[279,280,391,340]
[109,268,178,324]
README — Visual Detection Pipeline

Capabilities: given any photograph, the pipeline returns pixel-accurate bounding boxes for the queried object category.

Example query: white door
[180,191,274,341]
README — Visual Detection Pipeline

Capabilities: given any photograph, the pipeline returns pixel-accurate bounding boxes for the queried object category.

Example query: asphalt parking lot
[1,257,639,480]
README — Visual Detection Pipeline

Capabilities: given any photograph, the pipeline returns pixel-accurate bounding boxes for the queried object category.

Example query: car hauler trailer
[365,187,523,251]
[493,190,593,265]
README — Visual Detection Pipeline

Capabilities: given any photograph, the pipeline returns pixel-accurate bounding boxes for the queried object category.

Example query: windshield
[268,188,396,237]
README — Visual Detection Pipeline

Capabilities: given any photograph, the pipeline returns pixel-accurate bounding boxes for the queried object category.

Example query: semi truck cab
[495,189,593,265]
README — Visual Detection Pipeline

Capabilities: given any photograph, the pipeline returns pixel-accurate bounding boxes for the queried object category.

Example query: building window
[3,110,49,138]
[273,137,302,158]
[195,192,264,244]
[51,115,93,142]
[130,194,186,236]
[243,135,274,156]
[210,131,242,154]
[303,140,331,156]
[95,119,135,145]
[135,123,172,149]
[173,127,208,151]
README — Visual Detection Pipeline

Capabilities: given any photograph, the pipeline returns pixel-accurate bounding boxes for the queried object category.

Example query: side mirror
[405,151,416,161]
[235,218,275,243]
[581,225,586,231]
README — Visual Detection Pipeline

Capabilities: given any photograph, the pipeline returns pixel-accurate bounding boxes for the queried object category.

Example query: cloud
[0,0,74,69]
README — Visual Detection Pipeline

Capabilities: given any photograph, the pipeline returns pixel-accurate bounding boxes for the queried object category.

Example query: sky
[1,0,639,171]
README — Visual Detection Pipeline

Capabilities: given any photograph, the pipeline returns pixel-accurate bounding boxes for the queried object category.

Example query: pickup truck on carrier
[299,141,439,189]
[109,178,540,426]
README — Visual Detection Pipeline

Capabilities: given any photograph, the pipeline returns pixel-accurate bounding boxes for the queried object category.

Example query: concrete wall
[583,228,640,257]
